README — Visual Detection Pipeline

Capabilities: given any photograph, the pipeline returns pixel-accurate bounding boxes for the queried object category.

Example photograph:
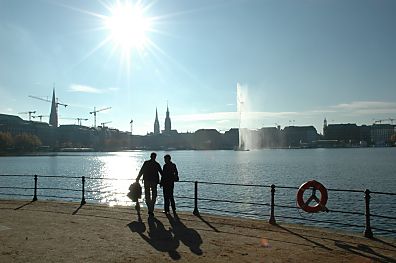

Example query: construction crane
[60,117,89,126]
[90,107,111,127]
[373,119,384,124]
[29,90,68,127]
[77,118,89,126]
[32,115,49,122]
[100,121,112,128]
[29,95,68,108]
[374,118,396,125]
[18,111,36,121]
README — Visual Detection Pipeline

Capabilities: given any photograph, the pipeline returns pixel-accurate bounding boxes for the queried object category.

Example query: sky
[0,0,395,135]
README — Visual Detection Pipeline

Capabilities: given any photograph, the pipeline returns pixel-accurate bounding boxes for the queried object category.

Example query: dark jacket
[137,159,163,184]
[160,162,178,186]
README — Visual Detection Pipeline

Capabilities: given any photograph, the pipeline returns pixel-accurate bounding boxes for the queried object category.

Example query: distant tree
[0,132,14,149]
[14,133,42,151]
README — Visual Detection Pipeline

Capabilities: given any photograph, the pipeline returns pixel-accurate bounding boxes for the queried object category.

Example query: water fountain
[236,83,251,151]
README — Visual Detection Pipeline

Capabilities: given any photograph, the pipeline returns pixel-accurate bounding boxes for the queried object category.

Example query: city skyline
[1,0,396,135]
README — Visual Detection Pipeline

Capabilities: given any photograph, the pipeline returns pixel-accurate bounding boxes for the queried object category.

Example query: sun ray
[71,36,113,69]
[54,0,219,82]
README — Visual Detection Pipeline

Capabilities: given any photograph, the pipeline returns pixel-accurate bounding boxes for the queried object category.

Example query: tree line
[0,132,42,152]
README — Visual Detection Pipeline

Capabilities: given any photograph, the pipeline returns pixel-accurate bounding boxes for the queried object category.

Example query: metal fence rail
[0,174,395,238]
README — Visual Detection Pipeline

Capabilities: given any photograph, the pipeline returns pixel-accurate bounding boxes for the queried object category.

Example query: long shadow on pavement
[335,241,396,263]
[127,209,180,260]
[167,214,203,255]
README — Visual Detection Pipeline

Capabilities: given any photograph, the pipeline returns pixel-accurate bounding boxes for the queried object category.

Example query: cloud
[172,100,396,126]
[173,111,298,122]
[69,84,120,94]
[216,120,230,124]
[69,84,103,94]
[329,101,396,115]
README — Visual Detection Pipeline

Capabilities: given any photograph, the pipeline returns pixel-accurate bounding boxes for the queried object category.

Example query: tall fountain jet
[236,83,250,151]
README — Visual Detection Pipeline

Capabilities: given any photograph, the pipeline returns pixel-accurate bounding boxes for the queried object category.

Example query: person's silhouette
[160,154,179,215]
[136,152,163,216]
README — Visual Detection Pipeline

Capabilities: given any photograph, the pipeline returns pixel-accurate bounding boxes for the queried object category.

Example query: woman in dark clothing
[160,154,179,215]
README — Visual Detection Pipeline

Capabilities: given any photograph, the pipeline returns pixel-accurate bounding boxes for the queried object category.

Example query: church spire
[49,88,58,127]
[164,102,171,133]
[323,118,328,137]
[154,107,160,134]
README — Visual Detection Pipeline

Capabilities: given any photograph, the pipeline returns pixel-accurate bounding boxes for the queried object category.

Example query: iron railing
[0,174,395,238]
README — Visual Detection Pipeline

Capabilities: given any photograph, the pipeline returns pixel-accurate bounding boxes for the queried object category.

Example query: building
[152,105,178,135]
[0,113,53,145]
[153,108,160,135]
[164,104,171,133]
[49,89,58,127]
[371,124,395,146]
[259,127,281,148]
[282,126,319,147]
[324,123,360,144]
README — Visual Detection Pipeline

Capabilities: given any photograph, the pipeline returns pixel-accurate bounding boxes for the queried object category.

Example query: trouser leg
[151,183,157,212]
[163,187,170,212]
[169,186,176,212]
[144,184,152,211]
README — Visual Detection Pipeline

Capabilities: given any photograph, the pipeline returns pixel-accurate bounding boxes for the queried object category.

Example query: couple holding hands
[135,152,179,216]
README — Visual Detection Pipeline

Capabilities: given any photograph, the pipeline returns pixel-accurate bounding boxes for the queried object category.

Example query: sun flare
[104,1,152,51]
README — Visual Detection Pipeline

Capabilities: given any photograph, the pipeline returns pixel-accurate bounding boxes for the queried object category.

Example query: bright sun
[104,1,151,51]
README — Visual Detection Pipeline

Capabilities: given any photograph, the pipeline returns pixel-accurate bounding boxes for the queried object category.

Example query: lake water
[0,148,395,237]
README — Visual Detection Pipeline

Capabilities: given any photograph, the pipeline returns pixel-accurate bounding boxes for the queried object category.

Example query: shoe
[173,211,179,219]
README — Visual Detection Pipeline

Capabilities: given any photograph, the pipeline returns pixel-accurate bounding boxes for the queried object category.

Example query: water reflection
[87,152,143,206]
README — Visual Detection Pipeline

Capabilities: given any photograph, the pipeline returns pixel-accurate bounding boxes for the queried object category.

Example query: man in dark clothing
[136,152,163,216]
[160,154,179,215]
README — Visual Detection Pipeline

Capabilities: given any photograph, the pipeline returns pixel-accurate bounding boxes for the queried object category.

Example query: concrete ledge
[0,200,395,262]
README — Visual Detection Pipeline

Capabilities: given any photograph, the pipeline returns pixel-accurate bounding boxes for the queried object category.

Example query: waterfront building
[359,125,371,145]
[259,127,281,148]
[282,126,319,147]
[193,129,223,149]
[324,123,360,144]
[57,125,98,148]
[0,114,53,145]
[371,124,395,146]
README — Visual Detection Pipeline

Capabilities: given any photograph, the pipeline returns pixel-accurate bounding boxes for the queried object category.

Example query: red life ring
[296,180,328,213]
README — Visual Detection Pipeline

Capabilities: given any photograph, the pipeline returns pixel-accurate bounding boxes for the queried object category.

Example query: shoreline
[1,199,395,262]
[1,146,395,157]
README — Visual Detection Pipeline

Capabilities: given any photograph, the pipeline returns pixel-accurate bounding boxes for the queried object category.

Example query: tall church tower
[323,118,328,137]
[49,88,58,127]
[154,108,160,134]
[164,103,171,133]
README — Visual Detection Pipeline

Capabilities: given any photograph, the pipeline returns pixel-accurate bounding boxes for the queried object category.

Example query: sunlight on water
[90,152,144,206]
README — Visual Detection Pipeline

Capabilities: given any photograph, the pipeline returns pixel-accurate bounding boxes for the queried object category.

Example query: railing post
[193,181,200,215]
[363,189,373,238]
[32,175,38,201]
[269,184,276,225]
[81,176,86,205]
